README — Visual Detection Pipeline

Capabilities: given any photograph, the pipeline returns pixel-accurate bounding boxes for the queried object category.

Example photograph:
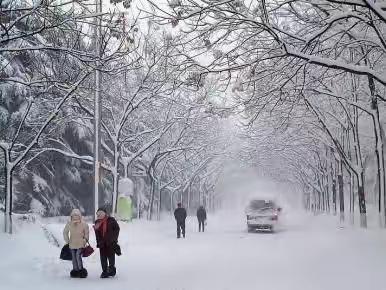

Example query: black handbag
[114,243,122,256]
[60,244,72,261]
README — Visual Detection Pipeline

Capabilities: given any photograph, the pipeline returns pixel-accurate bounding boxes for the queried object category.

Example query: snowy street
[2,1,386,290]
[2,210,386,290]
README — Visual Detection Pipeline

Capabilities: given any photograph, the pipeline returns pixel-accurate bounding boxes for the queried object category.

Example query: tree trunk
[325,170,330,213]
[311,190,315,213]
[349,171,355,225]
[136,178,141,219]
[332,178,337,215]
[338,160,345,223]
[157,181,162,220]
[187,185,191,210]
[346,129,355,225]
[4,148,12,234]
[381,124,386,228]
[148,176,156,220]
[371,111,384,227]
[367,74,386,227]
[352,91,367,227]
[5,167,12,234]
[358,172,367,228]
[317,177,322,212]
[322,151,329,212]
[375,111,386,228]
[170,190,174,215]
[111,143,120,215]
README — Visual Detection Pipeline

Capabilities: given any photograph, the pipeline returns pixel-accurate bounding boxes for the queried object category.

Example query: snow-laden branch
[11,70,92,169]
[304,96,361,175]
[305,11,370,45]
[312,88,373,115]
[124,122,175,167]
[181,157,213,193]
[10,98,34,152]
[24,148,93,166]
[286,49,386,86]
[364,0,386,22]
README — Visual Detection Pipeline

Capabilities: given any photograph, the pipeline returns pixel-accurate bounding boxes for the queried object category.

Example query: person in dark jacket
[94,207,120,278]
[174,202,187,238]
[196,206,207,232]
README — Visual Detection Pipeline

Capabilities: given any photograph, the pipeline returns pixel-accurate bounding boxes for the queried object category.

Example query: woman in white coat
[63,209,89,278]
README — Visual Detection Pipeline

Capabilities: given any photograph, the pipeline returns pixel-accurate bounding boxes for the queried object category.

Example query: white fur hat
[70,209,82,218]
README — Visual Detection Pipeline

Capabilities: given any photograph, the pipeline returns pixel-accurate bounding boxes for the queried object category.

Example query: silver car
[245,199,282,232]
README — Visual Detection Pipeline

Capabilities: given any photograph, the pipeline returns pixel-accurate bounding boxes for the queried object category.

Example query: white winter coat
[63,209,89,249]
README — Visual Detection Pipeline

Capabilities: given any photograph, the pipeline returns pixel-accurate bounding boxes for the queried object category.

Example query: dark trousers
[177,221,185,238]
[100,250,115,272]
[198,219,205,232]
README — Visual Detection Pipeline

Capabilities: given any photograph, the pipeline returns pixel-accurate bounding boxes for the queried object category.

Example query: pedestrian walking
[196,206,207,232]
[174,203,187,238]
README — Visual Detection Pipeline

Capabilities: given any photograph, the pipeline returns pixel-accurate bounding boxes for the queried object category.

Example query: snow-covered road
[1,210,386,290]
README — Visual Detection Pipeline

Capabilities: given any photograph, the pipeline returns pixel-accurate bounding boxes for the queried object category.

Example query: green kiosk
[117,178,134,222]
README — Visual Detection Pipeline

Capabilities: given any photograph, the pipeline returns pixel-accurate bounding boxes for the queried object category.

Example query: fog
[215,163,303,212]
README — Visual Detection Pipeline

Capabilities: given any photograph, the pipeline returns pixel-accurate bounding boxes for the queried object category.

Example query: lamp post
[93,0,102,219]
[93,0,133,218]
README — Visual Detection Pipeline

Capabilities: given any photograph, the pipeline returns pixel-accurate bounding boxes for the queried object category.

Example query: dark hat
[96,207,108,214]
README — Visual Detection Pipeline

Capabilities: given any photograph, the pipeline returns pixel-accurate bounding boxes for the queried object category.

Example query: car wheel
[247,226,253,233]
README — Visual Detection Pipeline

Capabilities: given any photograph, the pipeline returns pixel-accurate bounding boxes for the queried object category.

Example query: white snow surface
[1,210,386,290]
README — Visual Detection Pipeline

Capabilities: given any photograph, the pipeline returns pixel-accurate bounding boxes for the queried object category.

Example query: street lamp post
[93,0,102,219]
[93,1,133,218]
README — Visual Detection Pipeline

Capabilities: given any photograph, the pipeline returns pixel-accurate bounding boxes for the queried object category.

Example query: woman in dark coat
[94,207,120,278]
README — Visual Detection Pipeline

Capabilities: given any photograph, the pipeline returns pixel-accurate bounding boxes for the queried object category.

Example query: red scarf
[94,216,108,237]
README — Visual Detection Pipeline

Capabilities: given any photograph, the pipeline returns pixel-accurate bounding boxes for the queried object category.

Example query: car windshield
[248,200,275,210]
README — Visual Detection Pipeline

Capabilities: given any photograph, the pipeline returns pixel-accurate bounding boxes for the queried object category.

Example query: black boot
[100,271,109,278]
[108,266,116,277]
[70,269,79,278]
[78,268,88,278]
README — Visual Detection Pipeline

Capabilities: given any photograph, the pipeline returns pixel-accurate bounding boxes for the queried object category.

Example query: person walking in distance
[196,205,207,232]
[94,207,120,278]
[174,202,187,238]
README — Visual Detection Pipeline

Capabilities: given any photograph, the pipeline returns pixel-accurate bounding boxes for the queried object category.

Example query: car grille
[255,224,272,229]
[250,216,267,220]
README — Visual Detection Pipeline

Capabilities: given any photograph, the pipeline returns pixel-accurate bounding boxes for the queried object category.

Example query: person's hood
[70,209,82,218]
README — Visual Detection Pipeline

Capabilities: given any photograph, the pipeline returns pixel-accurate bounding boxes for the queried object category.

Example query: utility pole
[94,0,102,219]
